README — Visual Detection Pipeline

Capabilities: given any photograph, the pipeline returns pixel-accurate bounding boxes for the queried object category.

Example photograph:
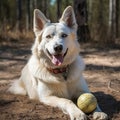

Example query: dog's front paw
[70,113,87,120]
[93,112,108,120]
[70,110,87,120]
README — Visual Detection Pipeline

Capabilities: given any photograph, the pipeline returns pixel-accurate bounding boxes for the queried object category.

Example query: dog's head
[32,6,80,68]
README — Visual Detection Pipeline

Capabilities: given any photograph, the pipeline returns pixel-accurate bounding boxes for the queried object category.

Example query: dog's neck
[47,66,69,80]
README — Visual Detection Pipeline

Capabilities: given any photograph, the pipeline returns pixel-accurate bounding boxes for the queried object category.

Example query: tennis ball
[77,93,97,113]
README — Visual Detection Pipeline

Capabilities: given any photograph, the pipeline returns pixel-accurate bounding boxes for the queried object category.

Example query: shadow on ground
[93,92,120,119]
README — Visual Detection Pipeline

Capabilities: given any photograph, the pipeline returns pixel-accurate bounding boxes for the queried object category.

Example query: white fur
[9,6,108,120]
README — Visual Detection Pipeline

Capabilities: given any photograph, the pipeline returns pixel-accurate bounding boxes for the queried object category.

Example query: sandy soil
[0,38,120,120]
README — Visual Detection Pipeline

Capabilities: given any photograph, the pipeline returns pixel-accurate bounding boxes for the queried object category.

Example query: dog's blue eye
[46,35,52,39]
[61,34,68,38]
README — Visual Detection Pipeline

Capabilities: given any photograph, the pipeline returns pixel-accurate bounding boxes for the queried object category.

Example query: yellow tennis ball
[77,93,97,113]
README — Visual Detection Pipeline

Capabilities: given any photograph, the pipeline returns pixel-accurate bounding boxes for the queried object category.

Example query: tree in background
[108,0,119,43]
[16,0,22,31]
[87,0,109,43]
[33,0,37,8]
[116,0,119,38]
[108,0,116,43]
[57,0,62,19]
[26,0,31,31]
[74,0,91,42]
[95,0,107,43]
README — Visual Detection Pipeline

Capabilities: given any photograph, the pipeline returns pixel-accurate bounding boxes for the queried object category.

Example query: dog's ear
[59,6,77,30]
[33,9,50,35]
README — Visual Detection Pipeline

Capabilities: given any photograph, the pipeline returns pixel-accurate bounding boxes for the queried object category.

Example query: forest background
[0,0,120,47]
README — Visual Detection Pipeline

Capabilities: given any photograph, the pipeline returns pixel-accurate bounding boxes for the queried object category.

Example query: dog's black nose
[54,44,63,53]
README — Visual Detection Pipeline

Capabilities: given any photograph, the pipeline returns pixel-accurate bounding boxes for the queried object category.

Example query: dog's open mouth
[46,48,68,66]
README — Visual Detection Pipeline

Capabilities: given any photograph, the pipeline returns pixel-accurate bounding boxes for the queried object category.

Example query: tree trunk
[97,0,106,42]
[16,0,22,31]
[74,0,91,42]
[26,0,31,31]
[108,0,116,42]
[57,0,62,20]
[33,0,37,8]
[88,0,92,23]
[116,0,119,38]
[41,0,48,16]
[44,0,47,16]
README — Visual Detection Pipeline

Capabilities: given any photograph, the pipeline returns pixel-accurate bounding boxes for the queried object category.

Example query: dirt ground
[0,38,120,120]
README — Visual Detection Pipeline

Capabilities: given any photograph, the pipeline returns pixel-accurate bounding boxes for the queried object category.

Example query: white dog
[9,6,108,120]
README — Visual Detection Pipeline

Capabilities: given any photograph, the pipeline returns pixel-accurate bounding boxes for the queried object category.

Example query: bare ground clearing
[0,39,120,120]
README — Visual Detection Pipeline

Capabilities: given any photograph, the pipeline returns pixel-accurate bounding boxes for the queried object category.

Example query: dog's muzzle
[46,48,68,66]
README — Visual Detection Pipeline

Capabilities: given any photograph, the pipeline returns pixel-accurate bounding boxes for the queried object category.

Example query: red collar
[47,66,68,74]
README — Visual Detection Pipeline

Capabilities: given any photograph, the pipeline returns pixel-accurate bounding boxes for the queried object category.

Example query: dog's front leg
[40,96,87,120]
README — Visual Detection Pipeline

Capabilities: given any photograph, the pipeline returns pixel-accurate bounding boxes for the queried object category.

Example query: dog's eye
[61,33,68,38]
[46,35,52,39]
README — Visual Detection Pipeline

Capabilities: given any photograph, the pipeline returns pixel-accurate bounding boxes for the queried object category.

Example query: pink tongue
[52,55,63,66]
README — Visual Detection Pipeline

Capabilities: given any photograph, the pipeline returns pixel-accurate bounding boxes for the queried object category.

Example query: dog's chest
[47,82,69,98]
[48,81,76,99]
